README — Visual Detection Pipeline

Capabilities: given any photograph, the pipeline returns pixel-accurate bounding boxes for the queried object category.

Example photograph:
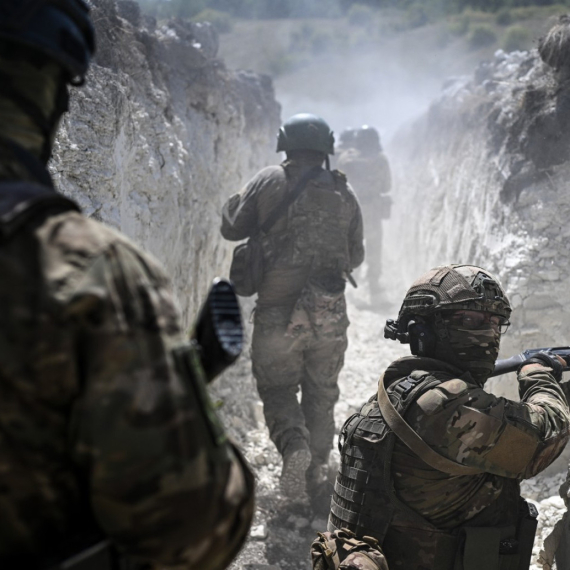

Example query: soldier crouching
[324,264,570,570]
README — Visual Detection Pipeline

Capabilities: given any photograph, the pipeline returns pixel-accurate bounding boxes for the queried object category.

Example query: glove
[519,351,565,382]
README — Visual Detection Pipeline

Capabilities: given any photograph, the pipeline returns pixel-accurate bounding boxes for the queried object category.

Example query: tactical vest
[329,371,539,570]
[284,167,354,275]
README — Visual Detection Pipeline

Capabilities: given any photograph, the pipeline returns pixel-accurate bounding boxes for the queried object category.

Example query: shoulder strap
[260,165,321,234]
[0,181,81,241]
[377,373,482,476]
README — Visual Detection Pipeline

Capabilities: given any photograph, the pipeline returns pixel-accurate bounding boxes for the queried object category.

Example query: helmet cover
[276,113,335,155]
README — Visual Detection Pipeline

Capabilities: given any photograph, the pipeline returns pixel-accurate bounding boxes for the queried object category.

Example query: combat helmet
[276,113,335,155]
[385,264,511,347]
[354,125,381,153]
[0,0,95,85]
[338,127,356,151]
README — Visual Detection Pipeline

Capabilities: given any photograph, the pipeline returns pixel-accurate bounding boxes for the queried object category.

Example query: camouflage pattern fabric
[221,155,364,308]
[311,528,389,570]
[286,168,358,273]
[0,164,254,569]
[252,305,347,466]
[0,51,64,182]
[328,355,570,569]
[222,154,364,468]
[287,275,350,341]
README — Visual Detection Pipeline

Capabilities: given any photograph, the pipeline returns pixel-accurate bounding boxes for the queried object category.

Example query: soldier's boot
[280,438,312,500]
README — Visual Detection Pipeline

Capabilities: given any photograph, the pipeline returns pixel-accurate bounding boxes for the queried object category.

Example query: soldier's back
[0,200,182,563]
[0,197,254,569]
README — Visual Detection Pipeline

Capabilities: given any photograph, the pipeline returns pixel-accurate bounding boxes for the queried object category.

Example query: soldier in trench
[221,113,364,501]
[0,1,253,569]
[337,126,391,306]
[322,264,570,570]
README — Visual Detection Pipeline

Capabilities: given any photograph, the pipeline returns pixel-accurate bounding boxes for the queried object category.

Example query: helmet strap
[325,155,330,170]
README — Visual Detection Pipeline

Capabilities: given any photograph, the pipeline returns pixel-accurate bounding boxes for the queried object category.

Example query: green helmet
[385,264,511,344]
[0,0,95,84]
[276,113,335,155]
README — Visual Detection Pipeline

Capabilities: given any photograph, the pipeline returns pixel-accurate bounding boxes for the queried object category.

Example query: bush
[448,14,470,36]
[469,24,497,49]
[495,8,513,26]
[191,8,232,33]
[503,25,532,52]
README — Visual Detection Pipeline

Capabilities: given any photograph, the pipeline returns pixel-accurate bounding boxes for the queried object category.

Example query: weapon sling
[377,374,538,570]
[377,373,482,476]
[229,165,322,296]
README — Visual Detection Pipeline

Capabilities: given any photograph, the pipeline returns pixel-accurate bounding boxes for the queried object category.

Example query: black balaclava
[432,313,501,385]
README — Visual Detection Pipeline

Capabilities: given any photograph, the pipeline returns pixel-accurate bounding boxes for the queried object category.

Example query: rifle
[491,347,570,378]
[191,277,243,383]
[343,270,358,288]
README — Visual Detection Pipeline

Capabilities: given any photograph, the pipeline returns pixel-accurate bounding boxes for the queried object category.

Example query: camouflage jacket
[221,156,364,307]
[0,160,254,569]
[386,356,570,529]
[330,356,570,569]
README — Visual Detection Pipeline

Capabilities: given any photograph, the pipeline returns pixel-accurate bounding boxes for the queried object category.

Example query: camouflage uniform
[336,148,391,299]
[0,149,255,569]
[328,355,570,569]
[326,265,570,569]
[222,155,364,471]
[0,2,254,561]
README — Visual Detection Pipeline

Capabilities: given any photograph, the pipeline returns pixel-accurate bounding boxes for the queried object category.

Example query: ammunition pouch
[456,501,538,570]
[229,236,264,297]
[286,273,348,340]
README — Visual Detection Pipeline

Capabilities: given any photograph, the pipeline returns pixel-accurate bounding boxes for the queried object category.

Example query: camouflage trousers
[252,305,348,466]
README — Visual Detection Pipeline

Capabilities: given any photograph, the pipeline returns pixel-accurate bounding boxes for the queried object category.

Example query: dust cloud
[220,17,477,142]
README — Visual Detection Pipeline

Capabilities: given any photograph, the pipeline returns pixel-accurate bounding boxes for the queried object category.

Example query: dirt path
[225,298,567,570]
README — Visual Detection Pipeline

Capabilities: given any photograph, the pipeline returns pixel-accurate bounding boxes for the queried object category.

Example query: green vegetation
[136,0,343,19]
[469,23,498,47]
[136,0,569,27]
[503,24,532,49]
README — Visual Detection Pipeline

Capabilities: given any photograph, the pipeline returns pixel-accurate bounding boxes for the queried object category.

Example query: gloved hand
[519,351,566,382]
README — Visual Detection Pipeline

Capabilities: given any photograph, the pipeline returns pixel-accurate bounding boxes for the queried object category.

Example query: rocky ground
[214,283,569,570]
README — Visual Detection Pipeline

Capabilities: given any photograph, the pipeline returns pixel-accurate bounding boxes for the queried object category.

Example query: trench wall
[50,0,280,327]
[386,49,570,397]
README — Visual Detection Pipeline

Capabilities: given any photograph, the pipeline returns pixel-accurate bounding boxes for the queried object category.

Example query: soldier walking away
[0,2,253,569]
[337,126,391,306]
[222,113,364,502]
[326,264,570,569]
